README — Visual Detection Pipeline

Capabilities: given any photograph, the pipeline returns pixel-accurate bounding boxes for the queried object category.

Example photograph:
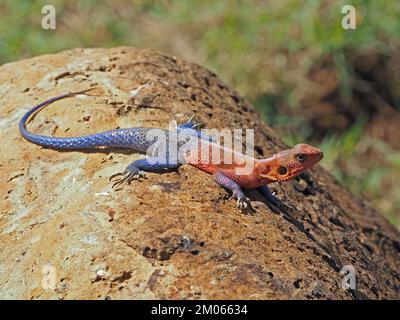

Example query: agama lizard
[18,90,323,209]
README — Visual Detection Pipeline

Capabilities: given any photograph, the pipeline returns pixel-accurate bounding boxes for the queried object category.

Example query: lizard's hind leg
[178,114,203,129]
[110,158,181,189]
[178,115,217,142]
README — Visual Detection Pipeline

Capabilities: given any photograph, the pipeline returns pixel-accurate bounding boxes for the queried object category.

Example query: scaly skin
[183,139,323,208]
[184,140,323,189]
[19,90,323,210]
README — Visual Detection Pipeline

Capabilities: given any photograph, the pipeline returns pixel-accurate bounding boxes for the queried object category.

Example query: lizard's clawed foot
[182,114,203,129]
[228,191,251,210]
[236,196,251,210]
[110,169,147,189]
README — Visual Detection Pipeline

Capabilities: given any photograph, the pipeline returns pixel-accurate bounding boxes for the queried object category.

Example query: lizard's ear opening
[275,165,292,181]
[278,166,288,176]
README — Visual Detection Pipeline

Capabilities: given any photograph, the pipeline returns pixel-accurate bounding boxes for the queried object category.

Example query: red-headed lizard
[19,90,323,209]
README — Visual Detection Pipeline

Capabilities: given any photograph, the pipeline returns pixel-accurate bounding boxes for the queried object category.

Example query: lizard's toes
[125,170,147,184]
[184,115,203,129]
[191,121,203,129]
[111,174,128,189]
[187,114,196,123]
[110,171,129,189]
[236,197,250,209]
[109,171,127,182]
[110,170,147,189]
[134,170,147,181]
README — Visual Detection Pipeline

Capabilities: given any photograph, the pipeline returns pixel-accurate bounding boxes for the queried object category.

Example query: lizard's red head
[256,143,323,182]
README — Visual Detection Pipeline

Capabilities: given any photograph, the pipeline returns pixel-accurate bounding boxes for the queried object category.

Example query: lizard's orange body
[185,141,323,189]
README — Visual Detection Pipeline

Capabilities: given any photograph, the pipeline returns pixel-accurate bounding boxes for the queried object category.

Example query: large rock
[0,47,398,299]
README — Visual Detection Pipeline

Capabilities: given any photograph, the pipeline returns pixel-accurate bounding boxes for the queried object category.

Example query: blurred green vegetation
[1,0,399,227]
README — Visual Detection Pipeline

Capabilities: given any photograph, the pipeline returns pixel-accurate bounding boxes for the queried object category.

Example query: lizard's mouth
[315,151,324,162]
[302,150,324,167]
[282,151,324,180]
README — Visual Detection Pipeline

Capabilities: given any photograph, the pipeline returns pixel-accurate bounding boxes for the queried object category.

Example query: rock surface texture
[0,47,399,299]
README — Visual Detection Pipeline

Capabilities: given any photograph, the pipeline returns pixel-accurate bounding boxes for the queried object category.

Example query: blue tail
[18,91,87,138]
[18,89,153,151]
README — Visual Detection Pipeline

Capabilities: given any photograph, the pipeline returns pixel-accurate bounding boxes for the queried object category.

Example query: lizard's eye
[278,166,288,175]
[296,153,306,163]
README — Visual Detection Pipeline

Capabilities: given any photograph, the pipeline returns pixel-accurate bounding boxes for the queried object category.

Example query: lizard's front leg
[214,171,251,209]
[110,158,181,189]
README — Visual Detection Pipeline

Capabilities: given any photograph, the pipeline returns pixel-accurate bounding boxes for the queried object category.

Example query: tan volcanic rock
[0,47,398,299]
